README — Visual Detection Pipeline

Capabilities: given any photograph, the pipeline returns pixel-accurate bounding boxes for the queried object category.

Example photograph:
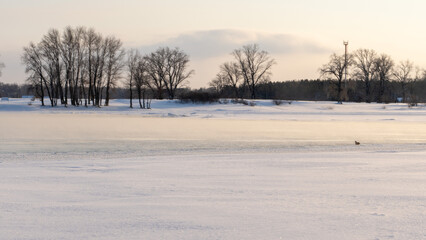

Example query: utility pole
[343,41,348,88]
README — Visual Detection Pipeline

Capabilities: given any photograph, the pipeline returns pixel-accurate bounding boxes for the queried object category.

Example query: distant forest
[2,78,426,104]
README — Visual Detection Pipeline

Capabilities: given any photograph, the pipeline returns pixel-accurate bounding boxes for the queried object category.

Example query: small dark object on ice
[355,141,360,145]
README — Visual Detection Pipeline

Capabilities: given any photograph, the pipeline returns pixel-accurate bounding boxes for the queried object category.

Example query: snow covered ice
[0,99,425,239]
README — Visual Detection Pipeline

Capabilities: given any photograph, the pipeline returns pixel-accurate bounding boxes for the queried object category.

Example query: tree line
[5,78,426,105]
[318,49,424,104]
[209,48,426,104]
[212,78,426,104]
[3,26,426,105]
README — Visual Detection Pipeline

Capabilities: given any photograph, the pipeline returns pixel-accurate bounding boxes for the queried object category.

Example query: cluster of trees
[126,47,193,108]
[209,47,426,104]
[319,49,424,103]
[209,44,275,99]
[22,27,125,107]
[21,26,194,108]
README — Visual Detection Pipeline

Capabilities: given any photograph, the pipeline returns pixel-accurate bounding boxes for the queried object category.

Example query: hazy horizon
[1,0,426,88]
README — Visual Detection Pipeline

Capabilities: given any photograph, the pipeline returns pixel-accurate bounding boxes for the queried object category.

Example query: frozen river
[0,100,425,239]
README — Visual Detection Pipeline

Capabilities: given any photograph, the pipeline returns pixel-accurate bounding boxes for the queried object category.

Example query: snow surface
[0,99,425,239]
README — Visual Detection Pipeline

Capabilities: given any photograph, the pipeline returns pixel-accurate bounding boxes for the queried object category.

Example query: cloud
[137,29,331,59]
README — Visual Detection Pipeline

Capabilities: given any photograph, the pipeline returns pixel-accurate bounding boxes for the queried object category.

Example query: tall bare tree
[23,41,62,106]
[393,60,413,102]
[40,29,63,105]
[164,47,193,99]
[73,27,87,106]
[410,66,425,104]
[374,54,394,103]
[84,28,103,105]
[145,47,193,99]
[60,26,86,106]
[209,73,227,95]
[319,53,353,103]
[144,48,167,99]
[126,49,139,108]
[217,62,243,98]
[22,43,48,106]
[133,56,150,108]
[353,49,377,102]
[103,36,125,106]
[232,44,275,99]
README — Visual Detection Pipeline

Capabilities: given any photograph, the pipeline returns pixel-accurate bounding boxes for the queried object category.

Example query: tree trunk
[40,78,45,106]
[337,78,343,103]
[105,79,111,106]
[129,84,133,108]
[138,87,142,108]
[142,90,146,109]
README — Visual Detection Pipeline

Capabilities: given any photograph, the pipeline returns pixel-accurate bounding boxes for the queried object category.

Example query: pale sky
[1,0,426,88]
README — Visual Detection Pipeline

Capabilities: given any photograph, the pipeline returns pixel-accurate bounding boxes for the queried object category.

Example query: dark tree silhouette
[22,26,125,107]
[319,53,353,103]
[145,47,193,99]
[353,49,377,102]
[232,44,275,99]
[215,62,244,98]
[393,60,413,103]
[374,54,394,103]
[126,49,139,108]
[103,36,125,106]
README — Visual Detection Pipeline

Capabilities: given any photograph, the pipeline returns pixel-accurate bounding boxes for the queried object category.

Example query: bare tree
[353,49,377,102]
[408,66,424,105]
[393,60,414,103]
[23,42,58,106]
[374,54,394,103]
[164,48,193,99]
[232,44,275,99]
[22,43,48,106]
[144,48,167,99]
[67,26,89,107]
[60,26,87,106]
[84,28,104,106]
[133,56,150,108]
[104,36,125,106]
[319,53,353,103]
[145,47,193,99]
[126,49,139,108]
[217,62,243,98]
[40,29,64,105]
[209,72,227,95]
[73,27,88,106]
